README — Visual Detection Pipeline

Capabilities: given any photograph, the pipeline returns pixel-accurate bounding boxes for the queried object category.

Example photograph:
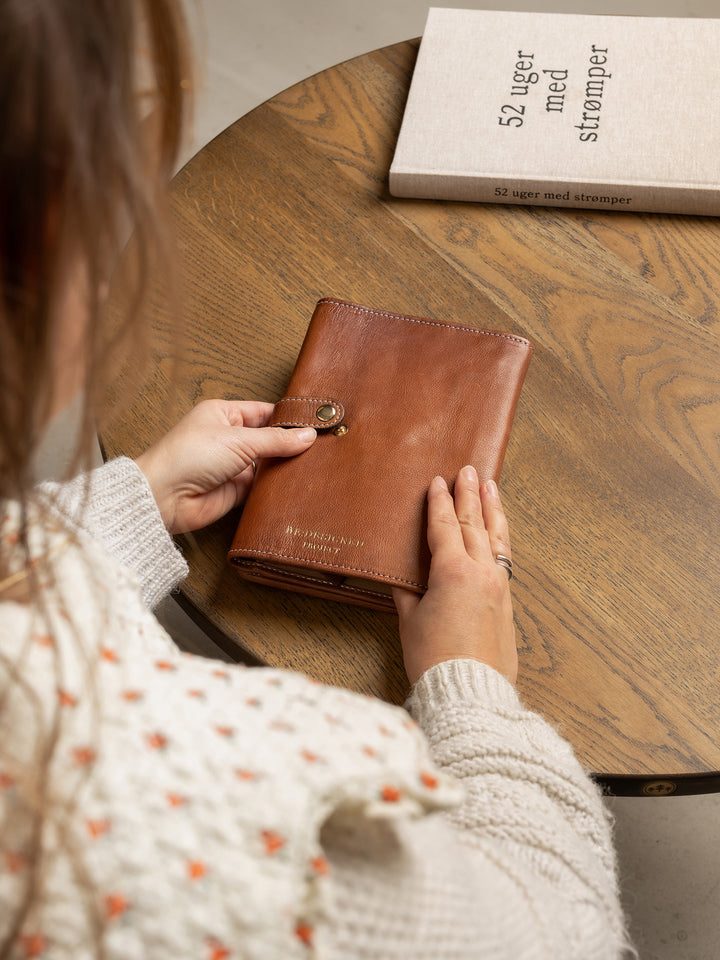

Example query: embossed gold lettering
[285,524,365,549]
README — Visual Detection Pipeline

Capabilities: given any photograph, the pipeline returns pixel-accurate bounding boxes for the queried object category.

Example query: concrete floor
[166,2,720,957]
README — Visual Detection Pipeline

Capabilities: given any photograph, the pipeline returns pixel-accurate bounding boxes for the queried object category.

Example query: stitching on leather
[276,397,343,404]
[232,548,424,589]
[318,297,530,346]
[273,421,341,427]
[274,397,344,427]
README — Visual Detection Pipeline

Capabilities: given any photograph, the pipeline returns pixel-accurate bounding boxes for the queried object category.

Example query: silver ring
[494,554,513,580]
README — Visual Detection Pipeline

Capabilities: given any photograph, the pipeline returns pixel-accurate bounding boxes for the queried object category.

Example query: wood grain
[102,41,720,792]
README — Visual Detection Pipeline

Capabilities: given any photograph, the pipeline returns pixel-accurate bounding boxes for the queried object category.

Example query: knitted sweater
[0,458,629,959]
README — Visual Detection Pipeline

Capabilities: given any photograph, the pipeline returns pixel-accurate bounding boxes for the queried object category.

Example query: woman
[0,1,630,957]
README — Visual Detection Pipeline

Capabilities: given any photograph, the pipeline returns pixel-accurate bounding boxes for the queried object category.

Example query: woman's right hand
[392,467,518,687]
[135,399,316,534]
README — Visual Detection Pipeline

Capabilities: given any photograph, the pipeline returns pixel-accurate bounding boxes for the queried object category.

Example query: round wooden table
[102,40,720,797]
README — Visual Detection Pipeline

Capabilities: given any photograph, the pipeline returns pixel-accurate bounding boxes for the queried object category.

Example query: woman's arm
[322,656,629,959]
[319,469,630,959]
[41,456,188,608]
[40,399,317,608]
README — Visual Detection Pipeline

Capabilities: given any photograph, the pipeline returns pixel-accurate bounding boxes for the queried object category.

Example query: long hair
[0,1,192,953]
[0,0,191,500]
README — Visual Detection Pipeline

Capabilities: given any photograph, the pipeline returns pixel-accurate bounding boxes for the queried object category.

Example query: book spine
[388,172,720,217]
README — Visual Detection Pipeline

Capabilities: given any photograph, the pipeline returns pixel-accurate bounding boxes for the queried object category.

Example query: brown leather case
[228,298,532,611]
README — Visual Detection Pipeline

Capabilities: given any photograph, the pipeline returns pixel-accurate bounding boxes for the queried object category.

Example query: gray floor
[173,2,720,957]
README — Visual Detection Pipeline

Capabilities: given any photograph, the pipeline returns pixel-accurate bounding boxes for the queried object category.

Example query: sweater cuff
[406,659,522,724]
[42,457,188,609]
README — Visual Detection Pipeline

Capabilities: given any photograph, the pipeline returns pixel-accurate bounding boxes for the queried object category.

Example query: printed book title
[497,45,612,142]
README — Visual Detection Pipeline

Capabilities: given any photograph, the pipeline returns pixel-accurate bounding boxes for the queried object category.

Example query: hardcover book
[389,8,720,215]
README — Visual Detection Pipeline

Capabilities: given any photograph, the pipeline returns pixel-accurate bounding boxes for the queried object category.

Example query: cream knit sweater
[0,458,630,959]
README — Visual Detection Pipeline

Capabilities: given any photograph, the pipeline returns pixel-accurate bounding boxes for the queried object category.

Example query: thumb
[240,425,317,462]
[392,586,421,621]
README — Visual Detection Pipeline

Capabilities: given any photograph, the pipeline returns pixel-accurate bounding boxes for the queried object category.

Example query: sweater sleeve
[39,457,188,609]
[321,659,631,960]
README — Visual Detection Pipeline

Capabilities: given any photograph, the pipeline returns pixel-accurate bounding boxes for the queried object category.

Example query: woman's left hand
[135,399,317,533]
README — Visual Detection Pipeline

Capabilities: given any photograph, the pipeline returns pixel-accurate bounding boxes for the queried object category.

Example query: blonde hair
[0,1,192,953]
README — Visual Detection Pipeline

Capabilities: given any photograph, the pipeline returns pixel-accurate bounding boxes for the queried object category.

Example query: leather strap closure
[272,397,345,430]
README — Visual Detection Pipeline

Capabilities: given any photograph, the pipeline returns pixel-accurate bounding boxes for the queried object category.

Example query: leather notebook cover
[228,297,533,612]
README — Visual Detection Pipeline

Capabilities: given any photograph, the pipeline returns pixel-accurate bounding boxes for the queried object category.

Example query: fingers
[397,470,518,688]
[189,401,319,458]
[425,476,463,562]
[215,399,276,429]
[232,424,317,467]
[479,479,512,564]
[210,400,318,463]
[392,586,421,622]
[426,468,512,570]
[426,468,487,563]
[185,398,276,429]
[453,465,489,561]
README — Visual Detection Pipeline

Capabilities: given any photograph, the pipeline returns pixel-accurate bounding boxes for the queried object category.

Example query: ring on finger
[494,554,513,580]
[250,459,257,476]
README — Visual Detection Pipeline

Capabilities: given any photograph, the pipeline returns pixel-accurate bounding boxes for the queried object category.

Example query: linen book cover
[389,8,720,215]
[228,298,532,612]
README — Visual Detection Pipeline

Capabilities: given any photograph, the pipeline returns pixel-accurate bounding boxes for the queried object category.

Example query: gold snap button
[333,424,349,437]
[315,404,337,422]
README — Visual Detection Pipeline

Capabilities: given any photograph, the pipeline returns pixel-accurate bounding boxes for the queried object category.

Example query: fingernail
[483,479,498,497]
[461,465,478,482]
[433,476,448,491]
[297,427,317,442]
